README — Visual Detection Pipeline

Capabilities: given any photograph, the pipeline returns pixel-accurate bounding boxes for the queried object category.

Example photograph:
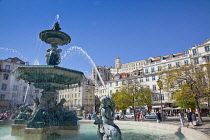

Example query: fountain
[10,21,85,139]
[0,19,195,140]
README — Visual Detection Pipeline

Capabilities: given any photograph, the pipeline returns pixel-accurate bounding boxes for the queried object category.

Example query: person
[139,111,144,121]
[136,112,140,121]
[88,113,91,120]
[91,112,96,120]
[2,111,10,120]
[156,111,161,123]
[179,111,185,127]
[186,109,195,129]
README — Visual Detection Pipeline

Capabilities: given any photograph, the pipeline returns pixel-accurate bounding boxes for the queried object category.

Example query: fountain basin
[0,120,200,140]
[39,30,71,45]
[11,65,85,90]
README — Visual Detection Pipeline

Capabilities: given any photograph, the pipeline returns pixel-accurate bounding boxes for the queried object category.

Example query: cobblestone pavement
[117,116,210,136]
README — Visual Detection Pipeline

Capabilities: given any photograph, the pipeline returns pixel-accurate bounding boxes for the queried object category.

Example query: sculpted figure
[32,97,40,115]
[16,104,31,120]
[95,96,122,140]
[46,45,62,65]
[55,98,78,121]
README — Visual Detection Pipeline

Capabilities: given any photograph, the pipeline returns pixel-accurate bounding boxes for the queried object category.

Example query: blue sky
[0,0,210,76]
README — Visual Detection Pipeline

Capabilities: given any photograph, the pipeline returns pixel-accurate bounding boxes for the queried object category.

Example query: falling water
[23,83,30,103]
[0,47,28,60]
[62,46,107,91]
[33,58,40,65]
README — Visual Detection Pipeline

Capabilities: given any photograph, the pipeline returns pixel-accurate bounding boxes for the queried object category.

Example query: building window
[153,95,158,101]
[205,46,210,52]
[176,62,180,67]
[206,56,210,62]
[5,65,10,72]
[3,74,9,80]
[161,94,164,100]
[1,84,7,91]
[184,50,189,55]
[147,85,150,89]
[145,68,148,74]
[194,58,199,64]
[110,83,112,87]
[146,77,149,82]
[23,86,27,92]
[192,49,197,55]
[148,59,152,63]
[0,94,5,99]
[168,64,171,69]
[116,82,118,86]
[151,67,154,73]
[184,60,189,65]
[140,78,143,83]
[152,75,156,81]
[158,66,161,71]
[13,85,18,91]
[152,85,156,91]
[110,90,112,95]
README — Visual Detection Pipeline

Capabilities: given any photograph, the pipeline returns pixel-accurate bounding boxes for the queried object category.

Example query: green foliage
[173,84,195,109]
[111,85,152,110]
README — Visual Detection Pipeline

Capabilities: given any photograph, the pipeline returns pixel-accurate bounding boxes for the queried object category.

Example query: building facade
[94,38,210,112]
[0,57,42,112]
[58,79,95,115]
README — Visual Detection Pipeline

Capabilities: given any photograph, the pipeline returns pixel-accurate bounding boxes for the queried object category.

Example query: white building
[94,38,210,111]
[0,57,42,112]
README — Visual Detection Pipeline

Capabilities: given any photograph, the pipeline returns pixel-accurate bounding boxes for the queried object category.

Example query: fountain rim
[39,30,71,45]
[11,65,84,75]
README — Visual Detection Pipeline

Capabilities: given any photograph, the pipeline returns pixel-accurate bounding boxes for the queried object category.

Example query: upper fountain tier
[39,22,71,45]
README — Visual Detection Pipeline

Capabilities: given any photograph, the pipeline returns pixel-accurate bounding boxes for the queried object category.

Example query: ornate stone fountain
[11,21,85,138]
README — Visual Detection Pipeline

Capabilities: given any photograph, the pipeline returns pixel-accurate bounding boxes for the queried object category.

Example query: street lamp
[157,79,163,122]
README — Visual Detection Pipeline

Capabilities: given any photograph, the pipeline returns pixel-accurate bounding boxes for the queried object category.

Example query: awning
[152,105,164,108]
[163,107,173,110]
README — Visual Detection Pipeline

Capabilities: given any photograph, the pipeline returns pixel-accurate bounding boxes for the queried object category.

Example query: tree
[111,82,152,120]
[159,63,210,122]
[173,84,195,109]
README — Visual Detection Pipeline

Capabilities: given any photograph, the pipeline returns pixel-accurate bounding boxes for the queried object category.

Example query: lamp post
[157,79,163,122]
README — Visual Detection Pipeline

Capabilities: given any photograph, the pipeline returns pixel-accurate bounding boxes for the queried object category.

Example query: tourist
[179,111,185,127]
[2,111,10,120]
[91,112,97,120]
[88,113,91,120]
[136,112,140,121]
[186,109,195,129]
[156,111,161,123]
[139,111,144,122]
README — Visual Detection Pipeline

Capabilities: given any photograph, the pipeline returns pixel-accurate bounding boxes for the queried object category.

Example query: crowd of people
[83,112,97,120]
[179,109,197,128]
[0,111,11,120]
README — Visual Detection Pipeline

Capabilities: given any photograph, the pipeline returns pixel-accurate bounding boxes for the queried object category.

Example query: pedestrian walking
[139,111,144,122]
[136,112,140,121]
[156,111,161,123]
[186,109,195,129]
[179,111,185,127]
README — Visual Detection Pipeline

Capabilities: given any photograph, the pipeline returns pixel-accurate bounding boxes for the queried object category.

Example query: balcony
[0,68,11,73]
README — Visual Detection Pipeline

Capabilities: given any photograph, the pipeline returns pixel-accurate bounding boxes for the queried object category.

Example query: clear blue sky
[0,0,210,76]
